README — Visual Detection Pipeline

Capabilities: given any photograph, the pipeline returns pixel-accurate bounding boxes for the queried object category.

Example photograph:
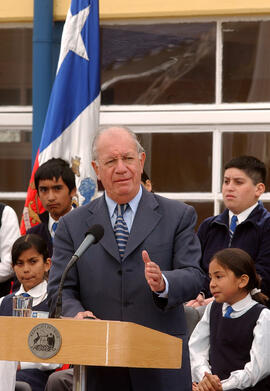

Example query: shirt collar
[223,293,254,314]
[48,214,58,236]
[16,280,48,299]
[105,185,142,217]
[48,207,74,235]
[229,202,258,225]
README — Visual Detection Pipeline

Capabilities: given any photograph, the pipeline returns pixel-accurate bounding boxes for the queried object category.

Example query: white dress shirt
[0,205,20,282]
[189,294,270,390]
[48,214,58,238]
[105,186,169,297]
[0,360,17,391]
[228,202,258,227]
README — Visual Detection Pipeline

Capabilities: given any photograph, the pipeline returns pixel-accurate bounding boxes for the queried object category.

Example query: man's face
[37,176,76,220]
[92,128,145,204]
[222,168,264,214]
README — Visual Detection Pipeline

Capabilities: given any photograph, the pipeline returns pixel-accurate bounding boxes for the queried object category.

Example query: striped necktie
[224,305,234,318]
[229,215,238,240]
[114,204,129,259]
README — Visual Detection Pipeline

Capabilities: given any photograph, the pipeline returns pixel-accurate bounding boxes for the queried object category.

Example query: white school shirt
[48,214,58,238]
[0,205,20,282]
[0,360,17,391]
[228,202,258,226]
[189,294,270,390]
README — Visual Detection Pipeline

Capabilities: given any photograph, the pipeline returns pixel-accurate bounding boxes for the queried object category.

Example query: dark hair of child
[211,248,269,306]
[141,170,150,184]
[34,157,76,194]
[224,155,266,185]
[12,234,49,266]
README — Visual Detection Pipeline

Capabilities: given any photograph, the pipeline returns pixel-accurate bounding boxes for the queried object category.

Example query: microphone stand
[52,254,79,319]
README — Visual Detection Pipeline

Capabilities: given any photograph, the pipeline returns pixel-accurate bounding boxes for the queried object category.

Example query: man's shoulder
[63,196,103,220]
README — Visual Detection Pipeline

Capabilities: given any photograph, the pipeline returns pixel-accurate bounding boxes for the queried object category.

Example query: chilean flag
[21,0,100,233]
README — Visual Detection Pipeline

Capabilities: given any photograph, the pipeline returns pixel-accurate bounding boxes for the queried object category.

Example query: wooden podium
[0,317,182,390]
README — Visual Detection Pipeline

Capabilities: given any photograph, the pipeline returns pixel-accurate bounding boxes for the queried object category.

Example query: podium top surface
[0,317,182,369]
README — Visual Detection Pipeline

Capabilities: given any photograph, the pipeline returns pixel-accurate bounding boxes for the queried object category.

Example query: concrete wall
[1,0,270,23]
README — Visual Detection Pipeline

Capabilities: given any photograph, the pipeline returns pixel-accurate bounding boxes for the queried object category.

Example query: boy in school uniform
[189,155,270,307]
[27,158,77,257]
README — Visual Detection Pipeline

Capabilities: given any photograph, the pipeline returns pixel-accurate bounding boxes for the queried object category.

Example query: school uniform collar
[211,201,263,228]
[229,202,258,225]
[16,280,48,299]
[222,293,254,315]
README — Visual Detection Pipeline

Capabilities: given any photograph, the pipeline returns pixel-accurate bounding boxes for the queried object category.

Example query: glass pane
[0,28,32,105]
[222,133,270,187]
[223,21,270,103]
[138,132,212,192]
[186,202,214,231]
[101,23,216,104]
[0,130,31,191]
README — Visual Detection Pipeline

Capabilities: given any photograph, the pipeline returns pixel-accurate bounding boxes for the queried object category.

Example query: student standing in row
[27,158,77,257]
[189,248,270,391]
[188,155,270,307]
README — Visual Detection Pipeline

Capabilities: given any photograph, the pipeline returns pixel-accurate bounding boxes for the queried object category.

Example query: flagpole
[32,0,54,167]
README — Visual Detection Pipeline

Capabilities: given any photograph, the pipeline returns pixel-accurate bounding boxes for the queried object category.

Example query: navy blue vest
[209,301,270,391]
[0,292,49,316]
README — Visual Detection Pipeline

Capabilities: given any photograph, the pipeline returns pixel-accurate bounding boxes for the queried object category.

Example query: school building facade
[1,0,270,227]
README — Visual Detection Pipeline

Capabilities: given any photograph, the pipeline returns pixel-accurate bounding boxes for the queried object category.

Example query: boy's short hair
[141,170,150,184]
[34,158,76,194]
[224,155,266,185]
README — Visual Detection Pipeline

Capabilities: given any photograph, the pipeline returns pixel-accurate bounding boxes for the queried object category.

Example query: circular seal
[28,323,62,359]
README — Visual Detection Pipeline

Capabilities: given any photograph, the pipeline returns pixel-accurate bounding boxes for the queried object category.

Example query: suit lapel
[86,195,121,262]
[86,190,161,262]
[123,189,161,261]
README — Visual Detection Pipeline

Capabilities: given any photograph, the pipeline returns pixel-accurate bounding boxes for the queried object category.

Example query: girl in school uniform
[0,234,59,391]
[189,247,270,391]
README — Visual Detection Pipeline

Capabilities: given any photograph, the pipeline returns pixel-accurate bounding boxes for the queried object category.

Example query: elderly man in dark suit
[47,126,204,391]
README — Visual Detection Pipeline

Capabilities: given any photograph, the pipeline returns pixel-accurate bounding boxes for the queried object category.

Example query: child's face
[222,167,264,214]
[13,247,51,292]
[209,258,248,305]
[37,176,76,220]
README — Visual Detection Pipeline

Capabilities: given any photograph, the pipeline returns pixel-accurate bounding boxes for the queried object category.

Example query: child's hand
[197,372,222,391]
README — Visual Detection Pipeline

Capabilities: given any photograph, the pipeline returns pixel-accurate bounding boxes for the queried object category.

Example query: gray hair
[92,125,145,162]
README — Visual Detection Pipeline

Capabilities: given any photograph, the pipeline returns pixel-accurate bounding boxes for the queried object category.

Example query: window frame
[1,17,270,220]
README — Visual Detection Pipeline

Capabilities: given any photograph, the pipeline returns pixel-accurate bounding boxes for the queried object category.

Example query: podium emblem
[28,323,62,359]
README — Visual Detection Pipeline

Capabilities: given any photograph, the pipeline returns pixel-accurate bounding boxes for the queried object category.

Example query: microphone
[52,224,104,318]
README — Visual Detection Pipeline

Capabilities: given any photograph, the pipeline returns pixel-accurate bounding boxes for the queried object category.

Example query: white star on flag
[57,5,90,73]
[21,0,100,234]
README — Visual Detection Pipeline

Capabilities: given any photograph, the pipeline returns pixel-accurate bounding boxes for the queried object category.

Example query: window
[1,18,270,227]
[0,27,32,105]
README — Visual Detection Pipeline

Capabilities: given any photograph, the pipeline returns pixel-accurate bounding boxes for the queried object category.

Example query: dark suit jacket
[198,201,270,298]
[48,188,204,391]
